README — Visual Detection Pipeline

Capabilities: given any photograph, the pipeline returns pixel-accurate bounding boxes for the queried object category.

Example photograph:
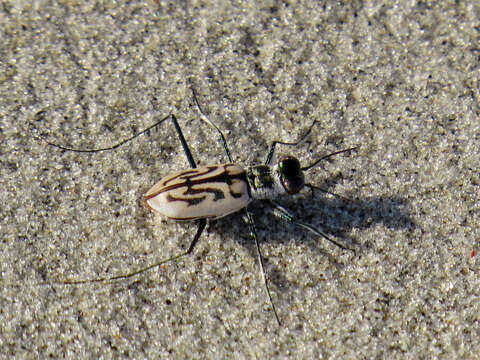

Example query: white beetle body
[144,164,250,220]
[144,160,299,221]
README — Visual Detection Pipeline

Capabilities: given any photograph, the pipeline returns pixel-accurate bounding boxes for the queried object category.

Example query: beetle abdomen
[144,164,251,220]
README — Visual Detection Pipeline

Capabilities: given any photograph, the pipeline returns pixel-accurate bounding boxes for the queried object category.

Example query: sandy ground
[1,1,479,359]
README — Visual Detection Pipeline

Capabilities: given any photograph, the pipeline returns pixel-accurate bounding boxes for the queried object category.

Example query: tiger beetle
[44,88,357,326]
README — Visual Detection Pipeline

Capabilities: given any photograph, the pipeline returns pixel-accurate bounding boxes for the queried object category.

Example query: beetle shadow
[207,188,415,294]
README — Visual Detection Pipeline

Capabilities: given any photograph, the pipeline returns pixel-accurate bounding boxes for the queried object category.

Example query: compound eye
[279,157,304,194]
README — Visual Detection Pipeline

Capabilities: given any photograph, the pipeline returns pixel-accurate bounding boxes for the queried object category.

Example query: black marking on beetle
[229,188,244,199]
[184,185,226,201]
[163,169,200,186]
[166,194,206,206]
[185,177,193,189]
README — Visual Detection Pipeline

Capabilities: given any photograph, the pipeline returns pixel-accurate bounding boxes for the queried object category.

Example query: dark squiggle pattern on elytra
[147,164,247,207]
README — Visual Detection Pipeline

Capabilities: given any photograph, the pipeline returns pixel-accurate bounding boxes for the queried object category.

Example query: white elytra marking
[144,164,251,220]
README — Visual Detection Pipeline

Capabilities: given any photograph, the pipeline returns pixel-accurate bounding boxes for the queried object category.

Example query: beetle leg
[61,219,207,285]
[264,120,318,166]
[191,86,233,163]
[243,208,281,326]
[266,200,353,252]
[169,114,197,168]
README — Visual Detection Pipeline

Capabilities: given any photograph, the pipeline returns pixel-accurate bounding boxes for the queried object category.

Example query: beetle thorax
[246,164,285,200]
